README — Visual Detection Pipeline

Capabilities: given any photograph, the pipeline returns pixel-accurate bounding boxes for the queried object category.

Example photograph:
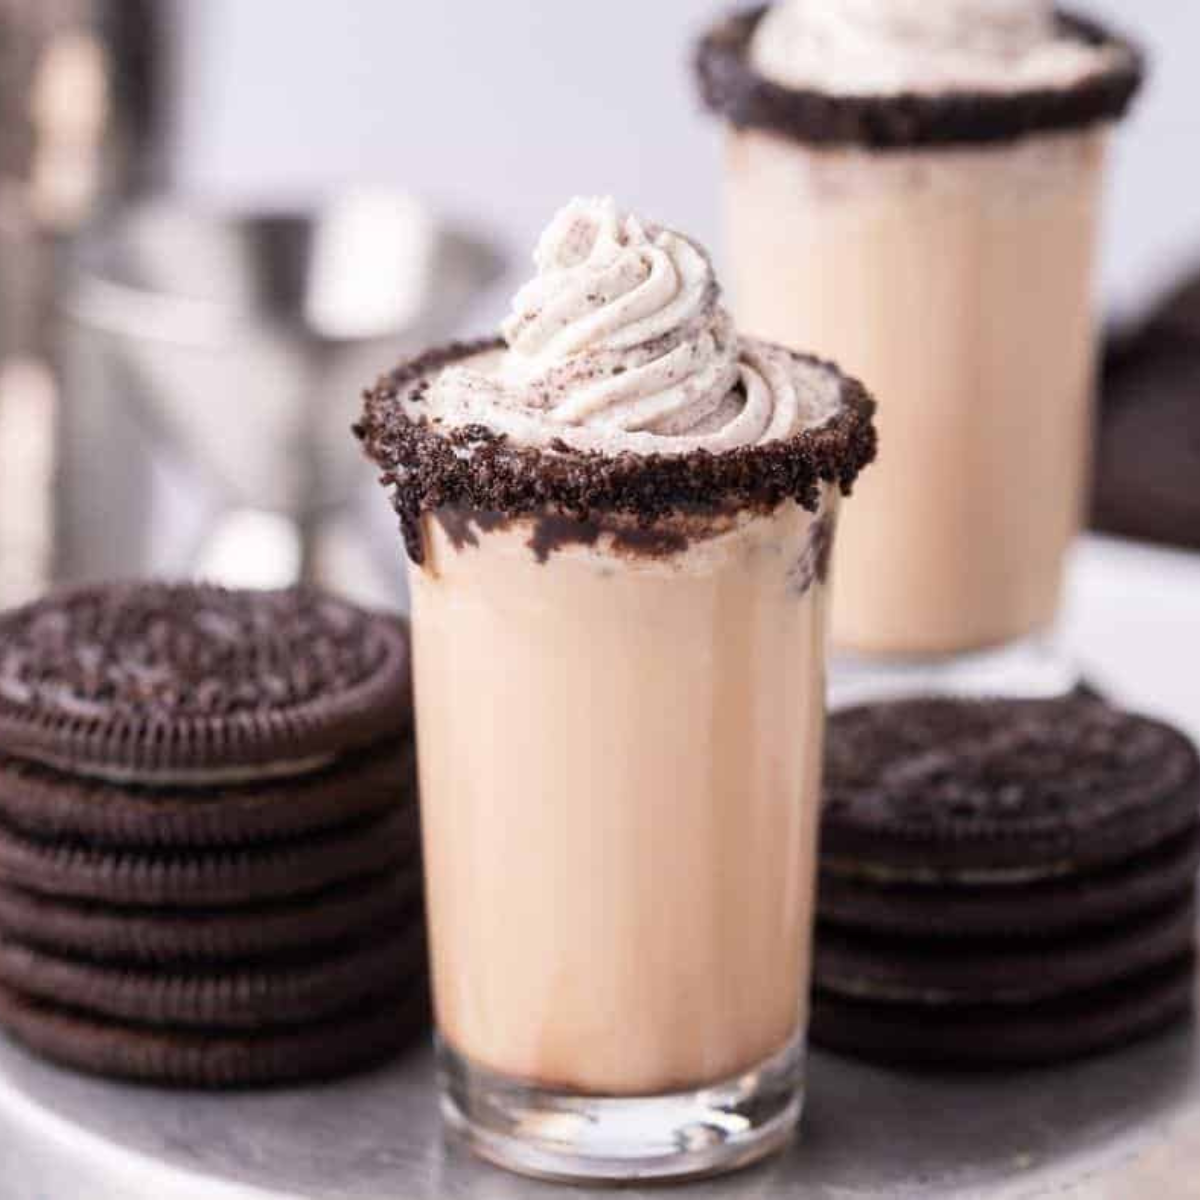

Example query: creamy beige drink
[730,129,1105,655]
[356,197,875,1181]
[698,1,1143,659]
[412,501,830,1095]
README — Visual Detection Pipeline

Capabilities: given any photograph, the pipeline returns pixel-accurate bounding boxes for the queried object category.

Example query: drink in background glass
[697,1,1143,696]
[356,198,876,1182]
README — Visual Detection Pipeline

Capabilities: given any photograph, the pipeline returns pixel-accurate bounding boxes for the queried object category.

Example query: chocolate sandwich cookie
[0,924,426,1028]
[819,823,1200,941]
[811,956,1195,1068]
[822,695,1200,882]
[0,583,412,780]
[0,806,420,907]
[816,898,1196,1006]
[0,866,423,964]
[814,695,1200,1067]
[0,741,415,849]
[0,583,427,1086]
[0,986,430,1087]
[1151,271,1200,345]
[1093,274,1200,553]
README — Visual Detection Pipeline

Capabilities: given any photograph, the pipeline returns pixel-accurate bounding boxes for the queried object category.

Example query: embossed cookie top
[0,584,412,781]
[823,695,1200,879]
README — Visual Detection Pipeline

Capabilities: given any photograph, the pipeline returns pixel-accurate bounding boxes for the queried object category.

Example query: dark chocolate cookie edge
[355,339,877,565]
[694,7,1145,151]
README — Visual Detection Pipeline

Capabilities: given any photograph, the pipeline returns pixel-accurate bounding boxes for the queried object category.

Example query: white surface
[1063,536,1200,744]
[0,534,1197,1199]
[0,1071,276,1200]
[168,0,1200,324]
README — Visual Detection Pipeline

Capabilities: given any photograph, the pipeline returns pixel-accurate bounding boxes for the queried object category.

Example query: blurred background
[0,0,1196,612]
[173,0,1197,318]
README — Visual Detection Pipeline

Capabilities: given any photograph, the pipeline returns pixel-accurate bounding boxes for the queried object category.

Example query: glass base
[437,1034,804,1183]
[829,630,1082,710]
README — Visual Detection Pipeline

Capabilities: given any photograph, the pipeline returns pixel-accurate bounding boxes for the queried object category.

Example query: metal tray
[2,536,1198,1199]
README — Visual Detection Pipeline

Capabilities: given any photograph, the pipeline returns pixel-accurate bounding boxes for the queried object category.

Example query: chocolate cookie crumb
[355,339,876,565]
[788,510,836,597]
[695,7,1144,151]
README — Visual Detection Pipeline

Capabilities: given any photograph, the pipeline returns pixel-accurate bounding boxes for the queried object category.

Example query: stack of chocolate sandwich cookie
[813,694,1200,1067]
[0,583,426,1086]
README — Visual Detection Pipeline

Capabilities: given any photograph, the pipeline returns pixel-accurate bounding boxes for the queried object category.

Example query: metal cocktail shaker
[0,0,165,605]
[57,195,505,606]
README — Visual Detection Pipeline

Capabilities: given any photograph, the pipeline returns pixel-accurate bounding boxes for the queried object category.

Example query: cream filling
[32,752,337,789]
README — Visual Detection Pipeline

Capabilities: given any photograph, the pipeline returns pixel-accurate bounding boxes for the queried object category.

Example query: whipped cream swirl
[752,0,1122,96]
[424,198,839,455]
